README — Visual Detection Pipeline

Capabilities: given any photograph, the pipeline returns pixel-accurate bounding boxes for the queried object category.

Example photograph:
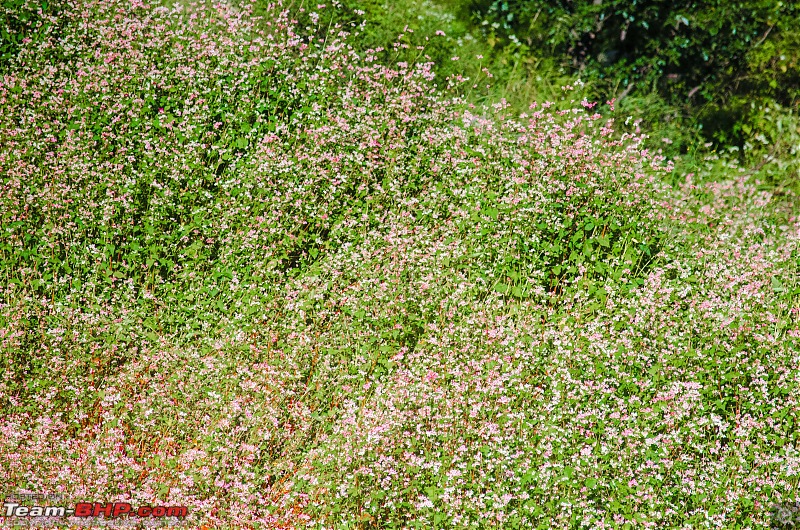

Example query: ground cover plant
[1,0,799,528]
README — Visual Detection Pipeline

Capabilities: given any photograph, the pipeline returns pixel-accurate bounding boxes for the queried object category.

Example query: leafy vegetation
[0,0,798,528]
[0,0,61,67]
[466,0,800,174]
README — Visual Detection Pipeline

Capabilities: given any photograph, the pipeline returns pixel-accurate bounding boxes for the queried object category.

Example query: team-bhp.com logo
[3,501,188,519]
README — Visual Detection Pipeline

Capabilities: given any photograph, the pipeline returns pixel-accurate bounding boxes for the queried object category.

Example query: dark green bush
[468,0,800,147]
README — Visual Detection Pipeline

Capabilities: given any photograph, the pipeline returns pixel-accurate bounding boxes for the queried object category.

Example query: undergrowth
[0,0,798,528]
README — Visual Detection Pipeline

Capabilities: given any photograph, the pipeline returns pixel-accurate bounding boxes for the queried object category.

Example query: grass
[0,0,799,528]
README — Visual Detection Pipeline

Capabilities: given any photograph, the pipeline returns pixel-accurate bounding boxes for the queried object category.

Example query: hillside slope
[1,0,799,527]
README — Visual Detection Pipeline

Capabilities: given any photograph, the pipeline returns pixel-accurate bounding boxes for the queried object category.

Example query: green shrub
[467,0,800,148]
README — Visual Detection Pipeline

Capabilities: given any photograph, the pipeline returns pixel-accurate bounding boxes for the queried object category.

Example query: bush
[468,0,800,148]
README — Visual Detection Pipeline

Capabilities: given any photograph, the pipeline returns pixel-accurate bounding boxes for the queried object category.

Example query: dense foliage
[1,0,799,528]
[0,0,60,67]
[468,0,800,149]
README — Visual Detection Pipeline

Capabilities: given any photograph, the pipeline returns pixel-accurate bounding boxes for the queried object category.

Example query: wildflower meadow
[1,0,799,528]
